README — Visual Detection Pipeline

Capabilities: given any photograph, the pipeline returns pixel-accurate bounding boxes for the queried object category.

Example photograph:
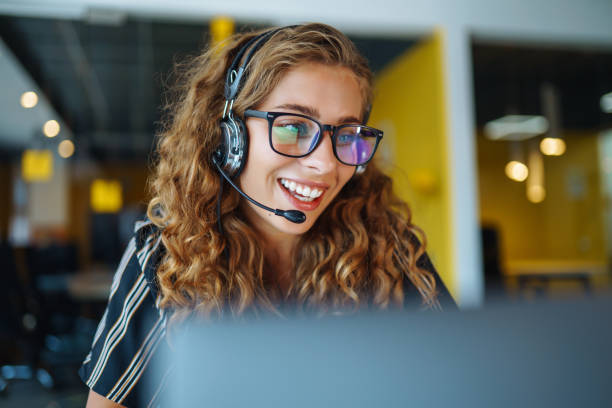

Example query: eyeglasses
[244,109,383,166]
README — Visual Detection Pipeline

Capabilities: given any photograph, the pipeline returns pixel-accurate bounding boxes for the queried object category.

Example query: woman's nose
[300,132,336,174]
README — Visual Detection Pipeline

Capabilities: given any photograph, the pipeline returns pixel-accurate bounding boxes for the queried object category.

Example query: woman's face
[239,62,363,238]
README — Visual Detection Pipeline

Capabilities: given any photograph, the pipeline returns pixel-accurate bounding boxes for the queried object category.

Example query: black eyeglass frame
[243,109,383,166]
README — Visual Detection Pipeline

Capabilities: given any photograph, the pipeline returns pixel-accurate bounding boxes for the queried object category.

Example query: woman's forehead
[259,62,364,122]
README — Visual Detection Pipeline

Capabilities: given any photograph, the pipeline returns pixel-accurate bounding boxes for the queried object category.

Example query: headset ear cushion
[212,145,225,166]
[233,117,248,178]
[215,120,231,167]
[217,118,248,178]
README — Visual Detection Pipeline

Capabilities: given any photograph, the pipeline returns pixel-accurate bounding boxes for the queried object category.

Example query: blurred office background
[0,0,611,405]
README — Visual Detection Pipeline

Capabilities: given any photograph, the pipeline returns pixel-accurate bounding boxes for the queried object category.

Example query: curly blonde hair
[147,23,439,321]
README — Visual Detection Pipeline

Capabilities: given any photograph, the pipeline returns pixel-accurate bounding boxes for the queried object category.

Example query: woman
[81,23,454,407]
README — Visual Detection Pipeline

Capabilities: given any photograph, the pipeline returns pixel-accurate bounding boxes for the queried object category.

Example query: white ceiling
[0,0,610,151]
[1,0,612,42]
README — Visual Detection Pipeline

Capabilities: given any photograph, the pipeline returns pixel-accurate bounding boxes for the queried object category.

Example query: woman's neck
[260,230,297,294]
[241,203,299,294]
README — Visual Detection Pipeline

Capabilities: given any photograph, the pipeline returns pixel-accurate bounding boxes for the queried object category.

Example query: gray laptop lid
[156,297,612,407]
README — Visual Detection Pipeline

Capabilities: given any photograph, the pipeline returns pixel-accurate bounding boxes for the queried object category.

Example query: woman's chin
[244,204,317,237]
[273,216,316,236]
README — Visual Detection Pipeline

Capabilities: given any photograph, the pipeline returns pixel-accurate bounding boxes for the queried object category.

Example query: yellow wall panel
[90,179,123,213]
[478,131,607,266]
[22,149,53,182]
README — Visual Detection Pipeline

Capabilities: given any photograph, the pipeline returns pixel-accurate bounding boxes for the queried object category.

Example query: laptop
[155,297,612,407]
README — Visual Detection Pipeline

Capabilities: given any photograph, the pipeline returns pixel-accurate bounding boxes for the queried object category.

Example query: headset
[213,27,289,179]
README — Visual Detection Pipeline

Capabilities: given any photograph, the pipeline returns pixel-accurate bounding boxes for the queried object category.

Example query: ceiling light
[527,146,545,203]
[20,91,38,108]
[43,120,60,137]
[505,160,528,182]
[58,140,75,158]
[485,115,549,141]
[527,185,546,203]
[601,92,612,113]
[540,137,566,156]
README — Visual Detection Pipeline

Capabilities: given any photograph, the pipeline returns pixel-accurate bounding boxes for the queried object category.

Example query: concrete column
[442,24,484,307]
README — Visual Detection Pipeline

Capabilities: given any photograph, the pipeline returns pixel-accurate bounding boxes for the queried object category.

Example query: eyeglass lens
[335,126,377,166]
[271,115,377,165]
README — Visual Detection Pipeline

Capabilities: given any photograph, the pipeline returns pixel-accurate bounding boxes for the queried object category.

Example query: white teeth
[279,178,324,200]
[294,195,314,202]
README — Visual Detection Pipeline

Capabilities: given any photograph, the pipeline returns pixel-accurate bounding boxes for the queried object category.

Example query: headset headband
[223,26,295,103]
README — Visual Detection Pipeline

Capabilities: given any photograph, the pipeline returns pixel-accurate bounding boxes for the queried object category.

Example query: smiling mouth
[278,178,325,202]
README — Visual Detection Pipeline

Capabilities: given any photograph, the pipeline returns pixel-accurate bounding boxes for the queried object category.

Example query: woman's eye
[337,133,356,145]
[272,122,311,145]
[288,123,308,135]
[276,122,310,137]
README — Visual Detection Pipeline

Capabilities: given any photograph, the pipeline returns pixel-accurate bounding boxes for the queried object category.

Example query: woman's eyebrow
[274,103,319,118]
[273,103,361,124]
[338,115,362,124]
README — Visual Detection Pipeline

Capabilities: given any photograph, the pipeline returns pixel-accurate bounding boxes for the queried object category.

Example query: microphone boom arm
[213,159,306,224]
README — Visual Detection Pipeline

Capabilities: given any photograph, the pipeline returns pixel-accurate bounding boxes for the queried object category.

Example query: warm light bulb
[58,140,75,158]
[527,185,546,203]
[43,120,60,137]
[540,137,566,156]
[505,161,528,182]
[20,91,38,108]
